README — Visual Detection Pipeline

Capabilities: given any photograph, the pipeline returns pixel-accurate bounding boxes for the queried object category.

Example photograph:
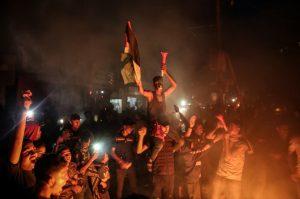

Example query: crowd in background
[0,88,300,199]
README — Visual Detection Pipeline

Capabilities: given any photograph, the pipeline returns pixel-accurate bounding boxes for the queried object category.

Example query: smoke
[7,0,214,113]
[5,0,299,114]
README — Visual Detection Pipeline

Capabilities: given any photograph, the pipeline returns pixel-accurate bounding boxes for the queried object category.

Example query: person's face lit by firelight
[195,124,204,136]
[21,142,37,171]
[229,123,241,137]
[154,82,163,91]
[50,166,69,196]
[60,148,72,164]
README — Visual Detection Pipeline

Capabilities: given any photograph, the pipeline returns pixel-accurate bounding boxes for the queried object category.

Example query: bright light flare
[26,110,34,118]
[179,107,187,113]
[59,118,64,124]
[275,107,281,112]
[94,114,98,122]
[180,100,187,106]
[93,142,103,152]
[231,97,237,103]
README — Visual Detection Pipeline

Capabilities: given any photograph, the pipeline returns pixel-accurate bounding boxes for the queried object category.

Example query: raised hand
[22,90,32,100]
[138,127,147,137]
[189,115,197,128]
[161,65,167,75]
[127,21,132,29]
[216,121,224,129]
[216,114,228,131]
[91,152,99,161]
[22,90,32,110]
[100,153,109,164]
[216,114,225,123]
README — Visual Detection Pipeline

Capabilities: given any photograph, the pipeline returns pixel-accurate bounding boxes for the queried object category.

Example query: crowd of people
[0,64,300,199]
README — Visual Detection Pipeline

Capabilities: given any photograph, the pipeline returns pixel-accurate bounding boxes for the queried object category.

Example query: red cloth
[152,136,175,175]
[24,122,41,141]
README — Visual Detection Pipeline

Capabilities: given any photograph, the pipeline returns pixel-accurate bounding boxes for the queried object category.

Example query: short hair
[70,113,80,121]
[157,115,170,126]
[35,154,67,184]
[80,131,93,143]
[56,146,70,155]
[153,76,163,84]
[228,118,242,127]
[22,140,34,150]
[34,140,46,148]
[122,118,135,126]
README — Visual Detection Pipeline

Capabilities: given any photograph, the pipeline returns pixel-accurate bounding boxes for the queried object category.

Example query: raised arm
[9,91,32,164]
[206,114,227,142]
[10,111,27,164]
[184,115,196,138]
[136,80,153,101]
[79,153,98,174]
[245,138,254,154]
[206,122,225,142]
[162,65,177,97]
[123,31,153,101]
[136,127,149,154]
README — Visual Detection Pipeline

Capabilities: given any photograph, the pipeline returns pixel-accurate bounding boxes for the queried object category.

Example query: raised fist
[22,90,32,110]
[161,65,167,75]
[189,115,197,128]
[22,90,32,100]
[216,114,225,123]
[138,127,147,137]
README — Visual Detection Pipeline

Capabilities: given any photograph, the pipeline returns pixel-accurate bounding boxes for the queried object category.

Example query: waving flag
[121,21,141,84]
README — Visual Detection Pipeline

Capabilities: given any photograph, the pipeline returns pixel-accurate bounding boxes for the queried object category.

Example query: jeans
[116,167,137,199]
[151,137,165,161]
[211,175,241,199]
[152,175,174,199]
[186,180,201,199]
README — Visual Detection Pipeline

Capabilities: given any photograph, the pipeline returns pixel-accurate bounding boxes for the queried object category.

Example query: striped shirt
[153,136,175,175]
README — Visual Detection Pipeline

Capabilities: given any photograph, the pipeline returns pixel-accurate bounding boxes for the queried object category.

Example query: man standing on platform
[135,66,177,122]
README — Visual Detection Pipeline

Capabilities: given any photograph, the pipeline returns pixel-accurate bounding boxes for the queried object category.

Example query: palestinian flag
[121,21,141,85]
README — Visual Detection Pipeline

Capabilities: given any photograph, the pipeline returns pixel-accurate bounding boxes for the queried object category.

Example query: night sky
[0,0,299,106]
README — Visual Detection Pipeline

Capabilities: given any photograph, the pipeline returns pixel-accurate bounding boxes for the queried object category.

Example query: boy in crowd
[73,133,99,199]
[181,115,226,199]
[211,119,253,199]
[111,118,138,199]
[54,113,82,152]
[147,116,184,172]
[3,90,37,198]
[58,147,84,199]
[34,154,69,199]
[89,153,111,199]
